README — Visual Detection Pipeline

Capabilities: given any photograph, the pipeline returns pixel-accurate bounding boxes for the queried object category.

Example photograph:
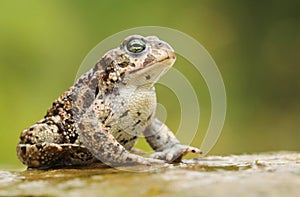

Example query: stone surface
[1,152,299,197]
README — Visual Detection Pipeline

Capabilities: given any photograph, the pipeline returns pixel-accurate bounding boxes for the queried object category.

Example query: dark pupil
[127,39,146,53]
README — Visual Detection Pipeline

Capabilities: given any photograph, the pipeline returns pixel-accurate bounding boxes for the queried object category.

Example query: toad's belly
[106,88,157,149]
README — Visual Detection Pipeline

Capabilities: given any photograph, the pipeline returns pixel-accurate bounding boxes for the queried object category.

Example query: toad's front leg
[78,110,164,167]
[144,118,202,162]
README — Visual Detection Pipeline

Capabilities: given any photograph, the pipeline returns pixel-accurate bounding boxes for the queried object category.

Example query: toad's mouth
[128,50,176,75]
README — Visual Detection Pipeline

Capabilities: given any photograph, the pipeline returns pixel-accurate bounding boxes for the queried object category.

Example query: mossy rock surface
[1,152,299,197]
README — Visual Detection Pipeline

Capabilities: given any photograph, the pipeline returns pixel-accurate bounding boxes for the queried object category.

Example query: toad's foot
[150,144,202,163]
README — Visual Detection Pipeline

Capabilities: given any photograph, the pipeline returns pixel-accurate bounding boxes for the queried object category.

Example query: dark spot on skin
[147,113,153,121]
[29,127,34,131]
[106,153,112,159]
[126,157,133,162]
[130,136,138,141]
[145,75,151,80]
[36,144,43,150]
[137,112,141,116]
[78,78,83,85]
[191,149,196,153]
[118,61,129,68]
[118,130,122,133]
[104,88,111,94]
[113,146,119,154]
[120,139,129,145]
[95,86,99,97]
[156,135,161,140]
[130,63,136,67]
[21,146,26,155]
[143,54,155,66]
[133,120,141,127]
[120,110,129,118]
[98,147,105,153]
[65,118,75,125]
[107,143,114,149]
[120,72,125,79]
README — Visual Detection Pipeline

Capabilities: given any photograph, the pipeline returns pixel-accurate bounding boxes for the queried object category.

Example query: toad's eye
[126,38,146,53]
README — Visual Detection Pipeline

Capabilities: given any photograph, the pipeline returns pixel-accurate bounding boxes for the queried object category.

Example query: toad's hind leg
[17,142,97,169]
[17,121,97,168]
[17,121,65,168]
[17,142,64,168]
[17,143,97,168]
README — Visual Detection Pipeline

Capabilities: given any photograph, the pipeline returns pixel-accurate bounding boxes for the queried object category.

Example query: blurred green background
[0,0,299,168]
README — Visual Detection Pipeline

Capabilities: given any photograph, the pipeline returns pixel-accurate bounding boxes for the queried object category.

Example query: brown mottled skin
[17,35,201,168]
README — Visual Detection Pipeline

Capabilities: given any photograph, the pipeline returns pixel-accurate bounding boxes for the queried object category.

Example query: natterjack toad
[17,35,202,168]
